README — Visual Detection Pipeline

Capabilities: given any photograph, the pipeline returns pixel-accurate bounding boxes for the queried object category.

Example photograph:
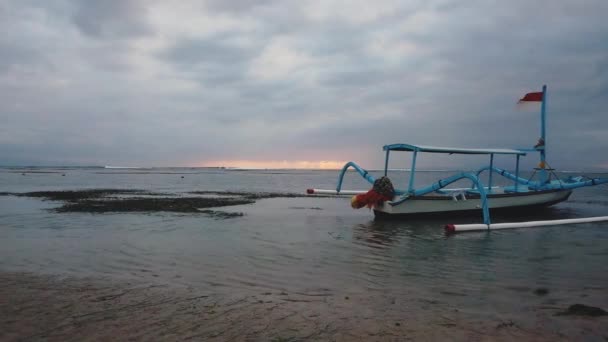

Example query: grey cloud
[0,42,41,72]
[71,0,152,39]
[162,37,256,66]
[1,0,607,170]
[296,23,371,57]
[204,0,278,14]
[158,36,261,87]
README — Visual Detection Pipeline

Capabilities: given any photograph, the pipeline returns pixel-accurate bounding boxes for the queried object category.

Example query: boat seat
[434,189,453,195]
[503,185,530,193]
[465,189,492,195]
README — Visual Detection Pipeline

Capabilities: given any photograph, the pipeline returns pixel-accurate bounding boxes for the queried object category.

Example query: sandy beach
[1,271,606,341]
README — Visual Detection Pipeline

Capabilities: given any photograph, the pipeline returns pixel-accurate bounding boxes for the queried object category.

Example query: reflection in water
[352,220,399,248]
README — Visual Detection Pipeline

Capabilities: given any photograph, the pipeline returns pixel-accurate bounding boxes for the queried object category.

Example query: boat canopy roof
[383,143,527,156]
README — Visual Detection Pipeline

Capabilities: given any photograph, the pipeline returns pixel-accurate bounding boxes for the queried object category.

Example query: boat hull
[374,189,572,217]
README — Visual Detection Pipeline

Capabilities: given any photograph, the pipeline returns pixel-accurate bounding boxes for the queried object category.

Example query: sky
[1,0,607,170]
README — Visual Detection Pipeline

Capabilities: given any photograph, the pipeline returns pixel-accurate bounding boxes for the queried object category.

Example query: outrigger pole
[445,216,608,234]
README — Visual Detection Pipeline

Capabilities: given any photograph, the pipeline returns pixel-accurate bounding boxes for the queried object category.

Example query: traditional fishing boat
[306,85,608,227]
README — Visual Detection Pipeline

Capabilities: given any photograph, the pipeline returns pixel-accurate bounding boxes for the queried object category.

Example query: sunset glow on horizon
[197,160,348,170]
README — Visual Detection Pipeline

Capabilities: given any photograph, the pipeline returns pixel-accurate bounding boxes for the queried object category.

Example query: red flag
[518,92,543,102]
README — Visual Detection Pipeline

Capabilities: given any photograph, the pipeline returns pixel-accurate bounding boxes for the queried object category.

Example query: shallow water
[1,167,607,321]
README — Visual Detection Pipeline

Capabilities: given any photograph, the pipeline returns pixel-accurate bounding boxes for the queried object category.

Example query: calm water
[1,167,607,316]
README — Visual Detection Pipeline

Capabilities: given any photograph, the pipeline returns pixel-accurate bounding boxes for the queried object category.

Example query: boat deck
[415,186,566,201]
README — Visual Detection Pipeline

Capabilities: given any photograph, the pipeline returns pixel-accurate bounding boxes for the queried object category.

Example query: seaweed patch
[7,189,310,213]
[555,304,607,317]
[55,197,255,213]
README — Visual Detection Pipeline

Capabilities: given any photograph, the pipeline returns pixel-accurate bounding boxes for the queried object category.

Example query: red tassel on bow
[351,189,392,209]
[351,176,395,209]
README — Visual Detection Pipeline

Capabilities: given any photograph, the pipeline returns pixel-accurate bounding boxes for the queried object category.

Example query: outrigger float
[306,86,608,232]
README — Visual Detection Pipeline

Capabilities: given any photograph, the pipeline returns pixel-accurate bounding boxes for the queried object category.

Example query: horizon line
[1,165,606,173]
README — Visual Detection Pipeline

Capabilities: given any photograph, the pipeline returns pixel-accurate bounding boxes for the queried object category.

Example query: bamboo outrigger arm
[391,172,492,224]
[474,166,536,188]
[475,166,608,191]
[336,161,376,193]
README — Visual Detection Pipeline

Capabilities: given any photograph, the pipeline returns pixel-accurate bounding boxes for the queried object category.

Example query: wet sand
[1,272,606,341]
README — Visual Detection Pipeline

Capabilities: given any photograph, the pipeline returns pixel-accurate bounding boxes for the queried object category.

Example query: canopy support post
[408,151,418,193]
[515,155,520,192]
[488,154,494,193]
[384,150,390,177]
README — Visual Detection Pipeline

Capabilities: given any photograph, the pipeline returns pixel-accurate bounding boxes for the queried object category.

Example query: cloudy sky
[1,0,607,170]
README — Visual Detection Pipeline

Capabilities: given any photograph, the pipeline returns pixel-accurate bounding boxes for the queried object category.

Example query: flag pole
[539,84,547,185]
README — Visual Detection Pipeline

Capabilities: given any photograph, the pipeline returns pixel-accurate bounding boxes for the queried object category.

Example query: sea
[1,166,607,327]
